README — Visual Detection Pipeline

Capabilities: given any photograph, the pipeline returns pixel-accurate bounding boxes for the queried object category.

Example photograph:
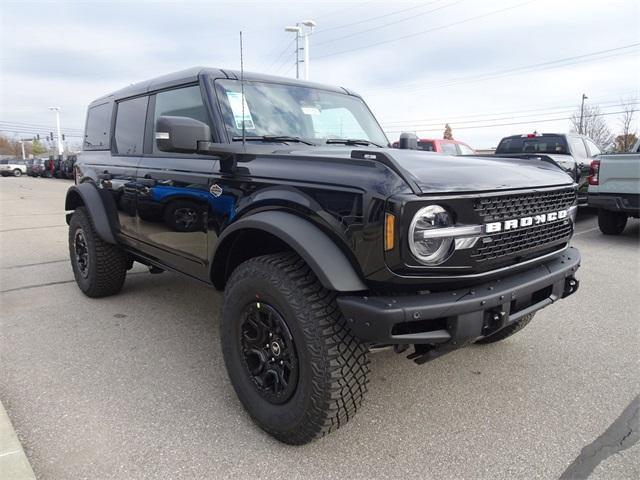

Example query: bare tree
[570,104,613,148]
[614,98,637,152]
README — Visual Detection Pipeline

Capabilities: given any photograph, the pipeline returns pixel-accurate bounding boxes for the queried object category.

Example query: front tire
[68,207,128,297]
[598,209,627,235]
[220,253,370,445]
[475,313,534,344]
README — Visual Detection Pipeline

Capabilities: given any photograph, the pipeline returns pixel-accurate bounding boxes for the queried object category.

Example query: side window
[153,85,209,154]
[569,137,588,159]
[440,143,458,155]
[114,96,148,155]
[584,138,601,156]
[418,141,435,151]
[84,102,112,150]
[458,144,475,155]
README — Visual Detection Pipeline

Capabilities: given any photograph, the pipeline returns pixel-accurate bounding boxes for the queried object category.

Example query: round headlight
[409,205,454,265]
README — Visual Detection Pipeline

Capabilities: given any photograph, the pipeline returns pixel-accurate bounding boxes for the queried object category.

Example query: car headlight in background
[408,205,455,265]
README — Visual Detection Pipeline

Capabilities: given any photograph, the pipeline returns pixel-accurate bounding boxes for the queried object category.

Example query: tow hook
[562,276,579,298]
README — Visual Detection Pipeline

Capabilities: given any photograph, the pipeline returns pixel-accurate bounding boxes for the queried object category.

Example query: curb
[0,401,36,480]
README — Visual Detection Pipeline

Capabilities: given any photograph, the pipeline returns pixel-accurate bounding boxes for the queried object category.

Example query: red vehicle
[393,138,475,155]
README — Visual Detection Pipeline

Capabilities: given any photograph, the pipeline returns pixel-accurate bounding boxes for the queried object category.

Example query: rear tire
[13,169,22,177]
[220,252,370,445]
[68,207,128,297]
[475,313,534,344]
[598,209,627,235]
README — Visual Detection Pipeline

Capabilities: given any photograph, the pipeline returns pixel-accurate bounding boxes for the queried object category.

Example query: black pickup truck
[65,67,581,444]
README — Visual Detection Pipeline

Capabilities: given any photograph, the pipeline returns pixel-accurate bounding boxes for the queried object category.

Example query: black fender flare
[214,211,368,292]
[65,183,119,244]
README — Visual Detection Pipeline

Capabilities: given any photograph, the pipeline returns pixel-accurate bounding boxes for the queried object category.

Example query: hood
[277,147,575,195]
[389,150,575,194]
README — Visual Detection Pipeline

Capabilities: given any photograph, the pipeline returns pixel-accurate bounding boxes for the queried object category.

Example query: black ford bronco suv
[66,67,581,444]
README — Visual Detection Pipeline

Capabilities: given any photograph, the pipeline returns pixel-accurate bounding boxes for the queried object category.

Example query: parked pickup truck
[0,160,27,177]
[66,67,581,444]
[494,133,602,205]
[588,140,640,234]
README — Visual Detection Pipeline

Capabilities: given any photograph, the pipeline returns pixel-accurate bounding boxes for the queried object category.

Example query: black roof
[90,67,356,106]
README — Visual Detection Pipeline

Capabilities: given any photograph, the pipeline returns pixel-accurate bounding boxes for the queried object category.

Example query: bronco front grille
[474,188,576,222]
[471,220,573,262]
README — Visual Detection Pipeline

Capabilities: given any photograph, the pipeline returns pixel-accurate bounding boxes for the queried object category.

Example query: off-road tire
[597,209,627,235]
[475,313,535,344]
[68,207,128,297]
[13,169,22,177]
[220,252,370,445]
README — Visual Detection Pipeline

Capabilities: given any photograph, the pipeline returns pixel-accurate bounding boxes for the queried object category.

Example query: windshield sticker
[301,106,321,116]
[226,91,255,130]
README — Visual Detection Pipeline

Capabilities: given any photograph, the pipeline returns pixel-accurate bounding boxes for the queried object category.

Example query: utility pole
[48,106,63,155]
[284,20,316,80]
[579,94,588,134]
[19,140,26,160]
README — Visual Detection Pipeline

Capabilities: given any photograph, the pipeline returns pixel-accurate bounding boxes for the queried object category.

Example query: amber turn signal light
[385,213,395,251]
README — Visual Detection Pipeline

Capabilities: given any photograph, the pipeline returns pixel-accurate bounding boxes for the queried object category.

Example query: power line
[313,2,438,36]
[0,121,84,133]
[382,102,638,130]
[384,109,632,134]
[314,0,455,46]
[380,97,639,127]
[314,0,537,59]
[375,45,639,94]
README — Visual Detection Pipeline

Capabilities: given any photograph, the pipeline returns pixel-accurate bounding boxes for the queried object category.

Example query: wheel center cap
[270,341,281,356]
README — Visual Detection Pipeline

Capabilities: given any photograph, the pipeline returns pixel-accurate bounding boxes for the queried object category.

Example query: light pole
[19,140,26,160]
[579,94,588,135]
[284,25,301,79]
[48,106,63,155]
[284,20,316,80]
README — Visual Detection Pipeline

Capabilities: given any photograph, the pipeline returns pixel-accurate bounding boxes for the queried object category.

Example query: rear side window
[417,141,435,151]
[440,143,458,155]
[153,86,209,154]
[569,137,588,159]
[114,96,148,155]
[84,102,112,150]
[496,135,568,154]
[458,144,474,155]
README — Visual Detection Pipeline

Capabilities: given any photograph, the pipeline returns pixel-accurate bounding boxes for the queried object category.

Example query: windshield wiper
[324,138,384,148]
[232,135,316,146]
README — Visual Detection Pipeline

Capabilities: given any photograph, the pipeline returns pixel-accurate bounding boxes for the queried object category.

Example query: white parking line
[574,227,600,236]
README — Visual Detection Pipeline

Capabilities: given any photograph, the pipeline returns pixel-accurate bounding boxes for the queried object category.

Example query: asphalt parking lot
[1,176,638,479]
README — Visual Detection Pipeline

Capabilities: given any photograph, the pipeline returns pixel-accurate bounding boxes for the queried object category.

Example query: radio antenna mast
[240,31,246,148]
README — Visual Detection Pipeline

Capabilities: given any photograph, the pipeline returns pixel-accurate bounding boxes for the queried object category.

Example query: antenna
[240,31,246,148]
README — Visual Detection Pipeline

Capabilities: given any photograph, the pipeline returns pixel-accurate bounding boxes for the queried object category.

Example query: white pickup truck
[0,160,27,177]
[588,140,640,234]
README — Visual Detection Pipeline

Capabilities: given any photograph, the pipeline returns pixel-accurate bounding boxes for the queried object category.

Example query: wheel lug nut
[280,361,283,365]
[269,333,273,337]
[271,357,275,362]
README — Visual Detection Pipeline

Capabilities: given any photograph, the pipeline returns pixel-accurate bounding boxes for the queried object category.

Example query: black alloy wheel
[239,302,299,404]
[74,229,90,279]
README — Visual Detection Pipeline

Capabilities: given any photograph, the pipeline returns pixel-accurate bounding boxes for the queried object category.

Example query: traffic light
[62,134,65,141]
[50,132,54,140]
[36,134,40,141]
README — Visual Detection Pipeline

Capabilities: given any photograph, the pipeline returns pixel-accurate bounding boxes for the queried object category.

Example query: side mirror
[155,116,211,154]
[399,132,418,150]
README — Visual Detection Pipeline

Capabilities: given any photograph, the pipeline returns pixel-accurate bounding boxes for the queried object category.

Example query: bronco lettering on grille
[485,209,568,233]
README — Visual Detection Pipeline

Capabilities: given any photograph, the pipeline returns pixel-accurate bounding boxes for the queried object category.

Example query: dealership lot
[1,176,638,479]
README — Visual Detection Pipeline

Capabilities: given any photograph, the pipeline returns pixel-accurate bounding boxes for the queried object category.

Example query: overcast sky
[1,0,638,149]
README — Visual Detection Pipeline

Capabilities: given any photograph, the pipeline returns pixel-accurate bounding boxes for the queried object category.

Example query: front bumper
[338,247,580,358]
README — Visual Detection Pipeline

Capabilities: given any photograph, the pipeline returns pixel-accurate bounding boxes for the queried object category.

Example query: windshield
[213,79,388,146]
[496,135,568,154]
